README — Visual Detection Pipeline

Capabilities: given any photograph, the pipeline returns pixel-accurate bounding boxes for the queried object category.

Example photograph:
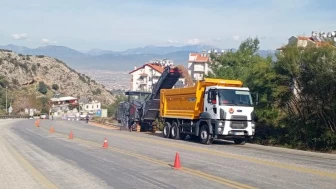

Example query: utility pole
[5,86,8,114]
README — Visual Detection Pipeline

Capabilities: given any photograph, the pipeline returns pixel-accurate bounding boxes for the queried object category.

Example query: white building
[81,101,101,113]
[129,63,185,92]
[187,52,211,81]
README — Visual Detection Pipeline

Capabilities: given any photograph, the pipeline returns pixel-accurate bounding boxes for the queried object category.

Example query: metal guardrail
[0,115,31,119]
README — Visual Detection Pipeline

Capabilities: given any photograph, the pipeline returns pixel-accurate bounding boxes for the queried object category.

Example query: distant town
[76,69,131,92]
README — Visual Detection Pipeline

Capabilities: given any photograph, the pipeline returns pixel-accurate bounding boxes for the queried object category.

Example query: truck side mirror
[253,92,259,105]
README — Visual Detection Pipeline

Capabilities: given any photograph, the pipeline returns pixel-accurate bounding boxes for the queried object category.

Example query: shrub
[52,84,59,91]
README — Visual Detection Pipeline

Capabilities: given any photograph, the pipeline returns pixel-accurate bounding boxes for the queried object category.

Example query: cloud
[41,38,50,44]
[41,38,58,44]
[232,36,240,41]
[11,33,28,40]
[186,38,202,45]
[212,37,222,42]
[167,39,178,44]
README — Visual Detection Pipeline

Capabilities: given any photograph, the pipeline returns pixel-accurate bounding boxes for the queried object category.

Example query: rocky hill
[0,49,115,107]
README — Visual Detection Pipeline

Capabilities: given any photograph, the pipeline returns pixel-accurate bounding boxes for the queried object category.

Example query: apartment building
[187,50,228,81]
[129,61,185,92]
[187,51,211,81]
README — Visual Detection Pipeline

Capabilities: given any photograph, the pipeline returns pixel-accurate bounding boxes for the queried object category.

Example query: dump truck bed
[160,78,243,120]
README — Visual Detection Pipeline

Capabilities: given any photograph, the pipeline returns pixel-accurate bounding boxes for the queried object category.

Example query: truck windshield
[218,89,253,106]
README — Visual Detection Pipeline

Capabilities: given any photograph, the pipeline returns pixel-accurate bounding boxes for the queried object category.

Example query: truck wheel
[170,122,178,139]
[234,139,246,145]
[199,125,213,145]
[163,122,171,138]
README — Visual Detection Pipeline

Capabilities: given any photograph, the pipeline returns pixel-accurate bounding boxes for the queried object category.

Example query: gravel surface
[0,120,43,189]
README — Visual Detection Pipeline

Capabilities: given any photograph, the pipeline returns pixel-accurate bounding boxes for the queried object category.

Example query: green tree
[207,37,280,127]
[31,64,37,73]
[0,76,9,112]
[207,37,264,82]
[0,76,9,88]
[103,95,127,117]
[274,44,336,151]
[38,81,48,94]
[36,96,50,113]
[52,84,59,91]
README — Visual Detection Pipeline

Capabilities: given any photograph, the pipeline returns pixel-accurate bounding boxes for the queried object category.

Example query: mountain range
[0,44,277,71]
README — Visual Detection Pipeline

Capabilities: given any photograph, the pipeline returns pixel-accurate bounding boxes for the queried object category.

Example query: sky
[0,0,335,52]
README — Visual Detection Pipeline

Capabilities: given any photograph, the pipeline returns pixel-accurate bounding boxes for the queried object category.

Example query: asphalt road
[1,119,336,189]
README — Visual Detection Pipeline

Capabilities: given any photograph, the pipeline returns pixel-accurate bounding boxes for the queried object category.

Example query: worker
[85,114,89,123]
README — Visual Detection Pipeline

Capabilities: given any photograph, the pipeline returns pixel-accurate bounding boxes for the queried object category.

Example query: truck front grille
[230,115,248,129]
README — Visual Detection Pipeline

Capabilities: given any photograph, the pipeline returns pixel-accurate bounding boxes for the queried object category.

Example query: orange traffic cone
[69,131,73,139]
[103,137,108,148]
[173,152,181,169]
[35,119,40,127]
[50,126,54,133]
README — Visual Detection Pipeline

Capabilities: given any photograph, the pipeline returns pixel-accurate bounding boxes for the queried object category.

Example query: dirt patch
[88,121,120,130]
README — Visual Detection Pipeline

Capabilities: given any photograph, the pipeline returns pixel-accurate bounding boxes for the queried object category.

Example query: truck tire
[163,122,171,138]
[170,122,178,139]
[234,139,246,145]
[199,125,213,145]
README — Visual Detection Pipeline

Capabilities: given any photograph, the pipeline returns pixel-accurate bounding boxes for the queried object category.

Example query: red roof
[297,36,311,40]
[188,53,209,63]
[129,63,164,74]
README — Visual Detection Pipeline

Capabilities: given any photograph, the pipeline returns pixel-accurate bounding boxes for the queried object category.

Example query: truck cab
[204,86,256,144]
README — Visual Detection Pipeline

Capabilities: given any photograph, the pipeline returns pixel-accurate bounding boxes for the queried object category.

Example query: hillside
[0,50,115,113]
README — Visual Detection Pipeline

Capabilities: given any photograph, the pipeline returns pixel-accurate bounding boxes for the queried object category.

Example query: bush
[31,64,37,73]
[92,88,101,95]
[11,78,19,85]
[52,84,59,91]
[38,81,48,94]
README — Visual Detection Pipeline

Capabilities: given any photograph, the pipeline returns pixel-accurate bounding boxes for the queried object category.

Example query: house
[129,60,185,92]
[49,96,78,116]
[187,50,227,81]
[187,51,211,81]
[277,31,336,51]
[81,100,101,114]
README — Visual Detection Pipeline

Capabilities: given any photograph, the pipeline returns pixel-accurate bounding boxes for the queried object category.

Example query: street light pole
[5,86,8,114]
